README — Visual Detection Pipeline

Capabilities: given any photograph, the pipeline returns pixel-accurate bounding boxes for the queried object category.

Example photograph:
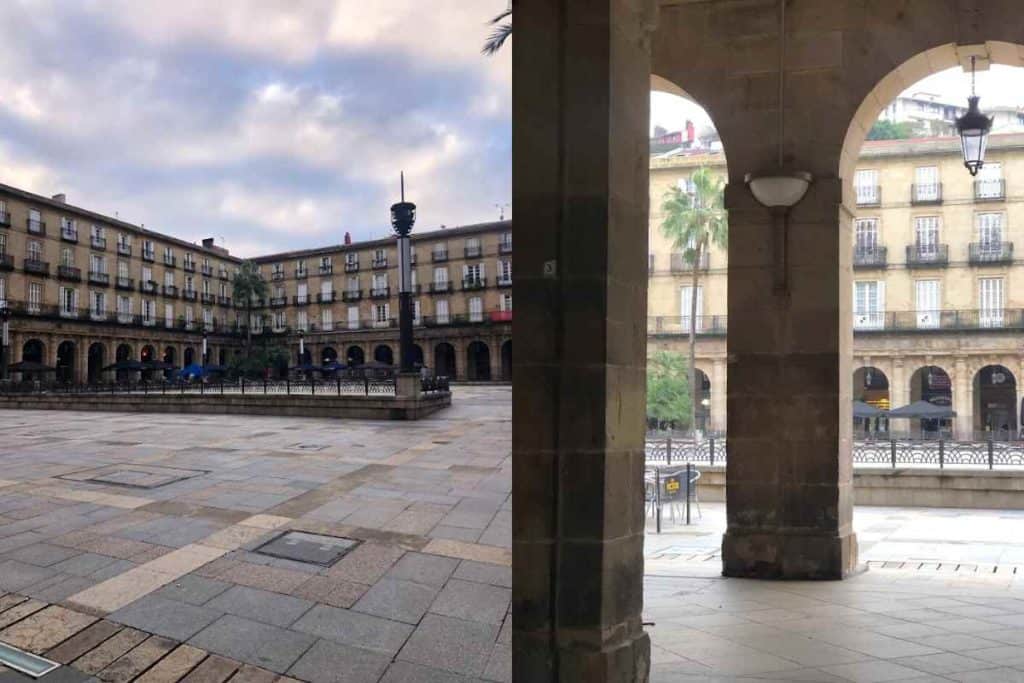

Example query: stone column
[954,357,971,439]
[711,359,727,434]
[77,339,89,384]
[890,358,906,411]
[513,2,652,681]
[722,179,857,580]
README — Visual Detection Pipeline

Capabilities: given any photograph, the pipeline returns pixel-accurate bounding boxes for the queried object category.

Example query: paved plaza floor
[1,386,1024,682]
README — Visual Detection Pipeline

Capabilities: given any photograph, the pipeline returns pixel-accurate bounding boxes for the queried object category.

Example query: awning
[887,400,956,419]
[7,361,56,373]
[853,401,885,419]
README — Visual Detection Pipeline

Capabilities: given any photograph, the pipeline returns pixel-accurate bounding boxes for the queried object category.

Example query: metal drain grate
[59,465,207,489]
[868,560,1022,574]
[254,531,360,567]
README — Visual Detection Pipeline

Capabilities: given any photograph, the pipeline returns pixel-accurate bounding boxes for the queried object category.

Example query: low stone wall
[0,391,451,420]
[689,466,1024,509]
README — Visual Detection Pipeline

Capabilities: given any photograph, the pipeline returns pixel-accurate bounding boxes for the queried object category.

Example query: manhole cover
[254,531,360,566]
[60,465,206,489]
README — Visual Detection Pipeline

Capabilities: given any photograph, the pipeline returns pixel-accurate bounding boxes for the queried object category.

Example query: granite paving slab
[286,639,390,683]
[203,586,313,628]
[291,605,413,656]
[397,614,499,678]
[109,597,222,642]
[188,615,316,675]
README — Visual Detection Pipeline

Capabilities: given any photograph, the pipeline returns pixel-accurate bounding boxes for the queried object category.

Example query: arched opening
[434,343,456,378]
[974,365,1017,439]
[22,339,44,364]
[183,347,195,367]
[140,344,155,381]
[87,343,105,383]
[163,347,177,379]
[56,341,75,383]
[411,344,424,369]
[500,340,511,381]
[321,347,338,364]
[466,341,491,381]
[346,346,364,366]
[218,349,227,366]
[853,366,890,437]
[908,365,953,437]
[692,368,711,434]
[373,345,394,366]
[299,348,312,365]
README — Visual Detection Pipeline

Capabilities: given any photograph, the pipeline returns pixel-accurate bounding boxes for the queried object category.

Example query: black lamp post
[0,305,10,382]
[955,56,993,177]
[391,173,416,373]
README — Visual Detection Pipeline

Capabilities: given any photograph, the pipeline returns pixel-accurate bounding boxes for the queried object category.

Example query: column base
[395,372,421,399]
[722,530,858,580]
[515,630,651,683]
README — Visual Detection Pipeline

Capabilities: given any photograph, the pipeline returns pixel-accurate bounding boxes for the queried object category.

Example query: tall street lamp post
[0,305,10,382]
[391,174,417,375]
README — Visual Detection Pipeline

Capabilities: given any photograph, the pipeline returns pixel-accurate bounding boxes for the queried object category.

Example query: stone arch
[466,341,491,381]
[55,340,75,383]
[218,349,227,366]
[22,338,45,364]
[373,344,394,366]
[411,344,424,368]
[321,346,338,364]
[853,366,890,408]
[908,365,954,437]
[163,346,177,380]
[500,340,511,381]
[346,346,365,366]
[183,347,195,367]
[88,342,106,383]
[434,342,456,378]
[973,364,1017,437]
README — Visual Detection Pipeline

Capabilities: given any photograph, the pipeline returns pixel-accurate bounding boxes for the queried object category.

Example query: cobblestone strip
[0,591,292,683]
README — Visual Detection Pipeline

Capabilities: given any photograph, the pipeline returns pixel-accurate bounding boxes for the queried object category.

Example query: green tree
[227,343,288,380]
[660,166,727,433]
[482,4,511,56]
[231,261,268,357]
[646,351,692,429]
[867,120,920,140]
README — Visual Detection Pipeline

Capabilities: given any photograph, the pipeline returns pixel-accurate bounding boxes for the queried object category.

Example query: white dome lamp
[744,172,813,208]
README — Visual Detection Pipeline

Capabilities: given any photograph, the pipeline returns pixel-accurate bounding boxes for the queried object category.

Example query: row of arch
[303,340,512,381]
[20,339,229,383]
[855,364,1020,435]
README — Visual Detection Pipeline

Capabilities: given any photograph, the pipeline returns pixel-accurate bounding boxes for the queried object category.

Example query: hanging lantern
[955,56,993,177]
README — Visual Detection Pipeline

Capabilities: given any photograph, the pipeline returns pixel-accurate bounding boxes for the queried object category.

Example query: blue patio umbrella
[179,363,206,379]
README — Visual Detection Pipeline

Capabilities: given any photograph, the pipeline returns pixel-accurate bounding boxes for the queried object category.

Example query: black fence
[645,435,1024,469]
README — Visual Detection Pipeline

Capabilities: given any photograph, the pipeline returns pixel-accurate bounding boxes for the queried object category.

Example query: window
[296,310,308,332]
[142,266,153,284]
[90,254,105,274]
[853,281,884,330]
[202,279,210,295]
[273,285,285,300]
[465,237,482,257]
[321,308,333,331]
[468,297,483,322]
[0,277,5,307]
[250,313,263,332]
[320,256,332,272]
[914,216,939,257]
[410,269,418,287]
[117,233,131,250]
[59,287,77,317]
[164,271,175,287]
[28,240,42,261]
[978,212,1003,249]
[117,295,132,322]
[977,162,1003,198]
[854,219,878,253]
[165,303,174,328]
[915,280,940,329]
[90,224,104,240]
[348,306,359,329]
[372,273,387,292]
[500,293,512,312]
[373,248,386,265]
[433,267,448,285]
[464,263,484,285]
[854,170,879,205]
[204,308,213,329]
[680,285,704,332]
[499,231,512,251]
[320,280,333,299]
[219,282,227,298]
[60,247,74,268]
[914,166,939,201]
[374,303,390,327]
[296,259,307,276]
[60,217,77,240]
[185,307,194,328]
[164,246,174,263]
[346,252,358,265]
[297,282,308,303]
[347,276,359,293]
[185,275,194,292]
[436,299,450,324]
[272,263,283,277]
[184,253,194,268]
[143,240,154,258]
[979,277,1004,328]
[142,299,155,324]
[498,259,512,284]
[0,232,5,256]
[433,243,448,259]
[28,209,42,233]
[28,283,42,313]
[273,311,286,331]
[413,299,421,324]
[90,291,105,317]
[118,260,129,278]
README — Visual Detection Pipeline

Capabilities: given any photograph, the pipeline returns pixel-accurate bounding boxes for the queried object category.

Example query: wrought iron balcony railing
[271,271,285,281]
[90,236,107,250]
[464,245,482,258]
[88,271,110,286]
[0,254,13,271]
[496,276,512,288]
[342,290,362,302]
[117,242,131,256]
[855,186,881,207]
[969,241,1013,265]
[316,292,336,303]
[23,259,50,276]
[462,278,486,290]
[142,250,155,262]
[372,258,388,269]
[293,294,310,305]
[164,256,177,268]
[201,265,213,277]
[57,265,81,281]
[27,219,46,235]
[201,293,215,305]
[499,240,512,254]
[647,315,728,336]
[270,297,287,307]
[429,281,452,294]
[853,246,887,268]
[295,269,307,279]
[116,276,134,290]
[370,286,390,298]
[60,228,78,243]
[853,309,1024,332]
[181,289,197,301]
[344,261,359,272]
[432,249,448,262]
[0,211,9,227]
[911,183,943,205]
[905,244,949,268]
[163,285,179,298]
[670,252,709,272]
[140,280,158,294]
[319,264,333,274]
[974,179,1005,201]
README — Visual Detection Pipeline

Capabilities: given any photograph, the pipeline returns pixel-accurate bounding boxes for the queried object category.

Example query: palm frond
[482,22,512,56]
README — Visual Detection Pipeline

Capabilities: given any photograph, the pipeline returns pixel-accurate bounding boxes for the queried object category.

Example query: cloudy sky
[0,1,511,257]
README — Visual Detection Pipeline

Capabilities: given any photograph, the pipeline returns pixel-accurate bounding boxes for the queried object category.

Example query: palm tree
[660,167,727,434]
[482,3,512,56]
[232,261,268,357]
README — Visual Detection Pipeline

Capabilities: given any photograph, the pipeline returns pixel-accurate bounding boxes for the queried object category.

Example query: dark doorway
[434,343,456,378]
[164,347,177,379]
[346,346,365,366]
[88,343,105,383]
[56,341,75,383]
[22,339,44,363]
[141,345,156,381]
[975,365,1017,439]
[322,347,338,364]
[184,347,195,367]
[466,341,491,381]
[411,344,424,368]
[374,345,394,365]
[116,344,132,383]
[500,340,511,381]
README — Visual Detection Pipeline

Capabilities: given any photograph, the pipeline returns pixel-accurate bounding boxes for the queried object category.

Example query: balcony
[23,259,50,276]
[270,297,287,307]
[646,315,728,336]
[905,244,949,268]
[490,310,513,323]
[316,292,336,303]
[117,242,131,256]
[271,271,285,281]
[163,285,179,298]
[853,246,887,269]
[499,240,512,254]
[116,276,134,290]
[319,264,333,275]
[911,183,943,205]
[855,186,881,207]
[293,294,310,306]
[181,289,197,301]
[974,179,1005,201]
[27,219,46,236]
[295,269,308,279]
[88,271,110,286]
[850,309,1024,333]
[462,278,486,291]
[432,249,448,262]
[670,252,709,272]
[201,293,215,305]
[183,261,196,273]
[345,261,359,273]
[370,286,390,299]
[372,258,388,269]
[217,295,232,306]
[342,290,362,302]
[0,211,9,227]
[429,282,452,294]
[0,254,12,271]
[140,280,158,294]
[90,236,107,250]
[60,228,78,243]
[969,241,1013,265]
[142,250,155,262]
[201,265,213,277]
[219,269,230,281]
[464,245,482,258]
[164,256,177,268]
[497,276,512,288]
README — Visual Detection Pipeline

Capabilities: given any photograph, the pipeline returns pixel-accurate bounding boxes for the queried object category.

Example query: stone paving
[0,387,511,683]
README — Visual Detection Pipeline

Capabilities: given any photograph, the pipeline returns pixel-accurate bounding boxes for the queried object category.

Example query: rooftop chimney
[685,120,695,143]
[51,193,66,204]
[202,238,215,248]
[344,232,352,245]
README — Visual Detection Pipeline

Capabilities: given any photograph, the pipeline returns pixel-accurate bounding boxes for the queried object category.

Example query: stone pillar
[711,359,727,434]
[489,339,502,382]
[513,2,652,681]
[954,357,971,439]
[722,179,857,580]
[890,358,906,411]
[77,339,89,384]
